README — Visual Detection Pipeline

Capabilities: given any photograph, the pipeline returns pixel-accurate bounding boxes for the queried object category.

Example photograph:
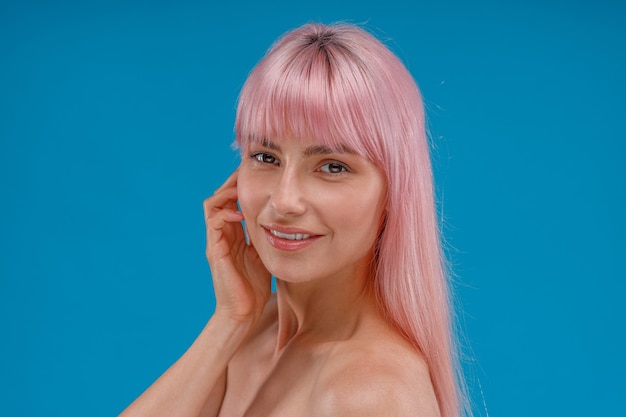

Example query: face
[237,137,387,285]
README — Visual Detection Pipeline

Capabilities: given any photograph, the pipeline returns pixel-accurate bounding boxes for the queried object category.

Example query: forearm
[119,315,253,417]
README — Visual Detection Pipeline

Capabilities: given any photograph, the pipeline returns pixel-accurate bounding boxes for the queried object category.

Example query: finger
[212,170,239,194]
[207,208,244,232]
[205,208,245,258]
[204,201,243,247]
[203,187,239,219]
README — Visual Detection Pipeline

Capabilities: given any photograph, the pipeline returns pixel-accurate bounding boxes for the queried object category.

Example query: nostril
[269,184,307,216]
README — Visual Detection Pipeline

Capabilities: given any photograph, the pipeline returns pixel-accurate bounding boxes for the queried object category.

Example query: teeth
[271,230,311,240]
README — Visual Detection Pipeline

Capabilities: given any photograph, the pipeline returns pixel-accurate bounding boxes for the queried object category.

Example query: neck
[273,257,379,351]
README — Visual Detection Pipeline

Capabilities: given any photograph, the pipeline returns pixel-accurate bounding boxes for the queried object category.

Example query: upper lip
[262,224,319,236]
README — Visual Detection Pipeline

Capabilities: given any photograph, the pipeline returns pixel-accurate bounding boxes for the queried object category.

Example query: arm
[119,171,271,417]
[119,315,251,417]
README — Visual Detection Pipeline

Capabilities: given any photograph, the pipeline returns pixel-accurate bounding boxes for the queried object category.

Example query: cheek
[328,195,375,235]
[345,184,387,243]
[236,175,253,217]
[237,172,262,247]
[351,199,384,240]
[237,169,266,225]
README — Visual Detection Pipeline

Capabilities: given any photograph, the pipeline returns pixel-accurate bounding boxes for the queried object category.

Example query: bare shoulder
[311,331,440,417]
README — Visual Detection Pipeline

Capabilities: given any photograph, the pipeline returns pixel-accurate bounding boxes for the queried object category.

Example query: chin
[264,263,320,284]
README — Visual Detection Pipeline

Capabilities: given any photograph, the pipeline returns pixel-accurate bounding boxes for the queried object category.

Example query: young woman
[120,23,467,417]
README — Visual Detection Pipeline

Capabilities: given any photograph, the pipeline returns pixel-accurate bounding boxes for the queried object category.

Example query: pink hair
[235,23,467,417]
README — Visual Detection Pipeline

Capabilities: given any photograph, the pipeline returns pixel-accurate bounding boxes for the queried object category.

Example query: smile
[270,230,311,240]
[263,226,321,252]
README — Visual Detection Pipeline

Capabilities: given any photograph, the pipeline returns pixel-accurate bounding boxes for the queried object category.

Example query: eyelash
[250,152,278,165]
[319,162,349,175]
[249,152,350,176]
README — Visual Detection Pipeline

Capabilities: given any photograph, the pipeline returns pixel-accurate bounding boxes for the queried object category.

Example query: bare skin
[120,138,440,417]
[215,292,439,417]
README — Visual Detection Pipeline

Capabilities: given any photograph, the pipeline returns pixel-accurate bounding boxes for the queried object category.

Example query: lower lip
[264,228,321,252]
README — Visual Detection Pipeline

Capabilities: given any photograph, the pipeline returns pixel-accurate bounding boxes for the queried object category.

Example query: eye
[251,152,279,165]
[319,161,349,175]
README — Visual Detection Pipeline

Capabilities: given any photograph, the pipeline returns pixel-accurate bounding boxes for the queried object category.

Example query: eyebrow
[259,139,356,157]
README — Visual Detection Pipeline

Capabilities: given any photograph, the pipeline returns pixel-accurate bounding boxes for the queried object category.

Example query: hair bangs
[235,29,386,163]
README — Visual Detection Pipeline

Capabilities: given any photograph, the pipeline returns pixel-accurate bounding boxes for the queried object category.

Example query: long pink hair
[235,23,467,417]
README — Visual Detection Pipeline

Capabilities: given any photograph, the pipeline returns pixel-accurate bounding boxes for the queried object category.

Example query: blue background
[1,0,624,415]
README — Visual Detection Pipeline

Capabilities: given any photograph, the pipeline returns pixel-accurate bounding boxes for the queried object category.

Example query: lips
[270,229,311,240]
[262,224,321,251]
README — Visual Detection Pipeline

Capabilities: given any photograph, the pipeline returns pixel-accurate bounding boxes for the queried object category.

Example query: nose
[269,169,307,217]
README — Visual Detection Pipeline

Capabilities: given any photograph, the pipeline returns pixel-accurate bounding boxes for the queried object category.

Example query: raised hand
[203,170,271,326]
